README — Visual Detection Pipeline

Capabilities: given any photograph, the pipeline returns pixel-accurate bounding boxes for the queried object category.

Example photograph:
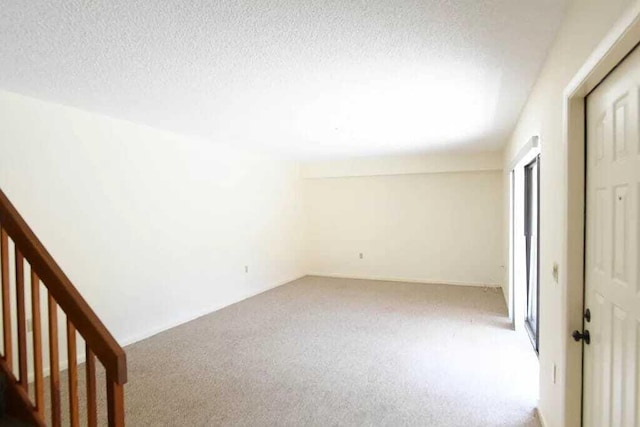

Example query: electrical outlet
[359,253,363,259]
[245,266,249,273]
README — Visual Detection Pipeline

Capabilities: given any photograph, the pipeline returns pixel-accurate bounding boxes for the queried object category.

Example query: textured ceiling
[0,1,568,159]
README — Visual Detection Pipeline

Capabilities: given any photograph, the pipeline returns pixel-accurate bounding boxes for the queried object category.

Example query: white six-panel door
[585,46,640,427]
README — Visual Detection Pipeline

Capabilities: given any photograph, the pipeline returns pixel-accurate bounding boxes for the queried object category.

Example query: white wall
[0,90,306,352]
[0,89,506,384]
[304,154,503,287]
[501,0,635,426]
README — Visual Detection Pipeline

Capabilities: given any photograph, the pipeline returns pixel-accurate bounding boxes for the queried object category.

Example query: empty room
[1,0,639,426]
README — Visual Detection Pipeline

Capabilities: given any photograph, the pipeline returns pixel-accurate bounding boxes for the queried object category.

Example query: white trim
[565,1,640,99]
[28,271,495,383]
[508,169,515,326]
[561,1,640,425]
[536,407,548,427]
[302,151,502,179]
[303,169,501,180]
[509,135,540,171]
[307,273,501,288]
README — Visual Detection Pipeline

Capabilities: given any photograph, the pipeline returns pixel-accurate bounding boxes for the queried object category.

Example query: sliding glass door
[524,157,540,352]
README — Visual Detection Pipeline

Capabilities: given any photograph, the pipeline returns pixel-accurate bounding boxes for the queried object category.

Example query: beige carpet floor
[46,276,540,426]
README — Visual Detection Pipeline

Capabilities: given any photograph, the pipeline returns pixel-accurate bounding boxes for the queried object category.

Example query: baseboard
[25,272,497,383]
[116,273,500,351]
[119,273,500,350]
[307,273,501,288]
[26,274,306,383]
[119,273,306,348]
[26,350,87,384]
[536,407,548,427]
[24,272,497,383]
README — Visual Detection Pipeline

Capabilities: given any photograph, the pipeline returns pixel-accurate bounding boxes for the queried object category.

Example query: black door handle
[572,330,590,345]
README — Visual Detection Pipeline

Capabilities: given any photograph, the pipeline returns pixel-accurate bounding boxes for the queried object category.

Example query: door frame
[564,2,640,424]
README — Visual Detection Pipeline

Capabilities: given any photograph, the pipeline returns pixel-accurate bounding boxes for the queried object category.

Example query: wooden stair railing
[0,188,127,426]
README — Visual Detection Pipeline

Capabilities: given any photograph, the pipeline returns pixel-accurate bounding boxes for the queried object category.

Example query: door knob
[572,330,590,345]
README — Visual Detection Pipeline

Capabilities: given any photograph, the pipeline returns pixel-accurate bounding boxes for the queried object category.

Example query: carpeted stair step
[0,416,32,427]
[0,372,6,419]
[0,373,32,427]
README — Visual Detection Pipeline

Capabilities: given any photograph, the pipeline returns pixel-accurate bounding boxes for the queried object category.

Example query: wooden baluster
[67,320,80,427]
[15,248,27,390]
[31,270,44,415]
[107,380,125,427]
[86,344,98,427]
[1,190,128,425]
[0,228,11,368]
[48,293,61,427]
